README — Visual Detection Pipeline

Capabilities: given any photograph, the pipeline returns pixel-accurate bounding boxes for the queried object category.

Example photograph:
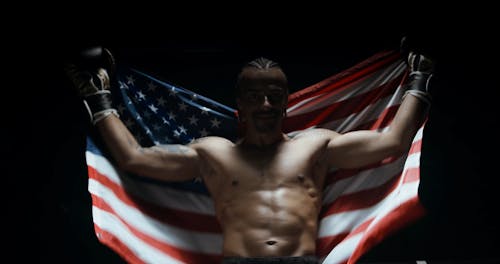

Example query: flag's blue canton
[114,67,238,147]
[97,67,239,193]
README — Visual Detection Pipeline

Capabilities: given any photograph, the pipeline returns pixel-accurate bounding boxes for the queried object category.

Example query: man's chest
[204,140,329,189]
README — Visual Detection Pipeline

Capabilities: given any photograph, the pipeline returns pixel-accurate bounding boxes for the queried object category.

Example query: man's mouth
[254,111,279,119]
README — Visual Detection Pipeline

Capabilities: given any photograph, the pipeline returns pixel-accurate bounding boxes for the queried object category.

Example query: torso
[195,131,331,257]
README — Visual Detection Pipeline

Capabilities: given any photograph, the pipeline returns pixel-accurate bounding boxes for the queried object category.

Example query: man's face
[237,67,288,133]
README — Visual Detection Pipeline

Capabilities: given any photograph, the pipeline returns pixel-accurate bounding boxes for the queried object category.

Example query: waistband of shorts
[221,255,319,264]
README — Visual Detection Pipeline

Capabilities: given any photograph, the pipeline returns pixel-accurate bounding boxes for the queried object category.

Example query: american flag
[84,50,426,264]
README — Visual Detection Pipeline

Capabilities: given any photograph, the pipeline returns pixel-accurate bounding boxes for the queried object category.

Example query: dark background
[8,19,498,263]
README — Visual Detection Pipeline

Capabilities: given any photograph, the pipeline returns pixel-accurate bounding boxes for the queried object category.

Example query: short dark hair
[236,57,286,96]
[245,57,280,70]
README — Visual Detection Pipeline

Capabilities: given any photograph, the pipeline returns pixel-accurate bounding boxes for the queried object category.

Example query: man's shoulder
[291,128,340,140]
[189,136,234,147]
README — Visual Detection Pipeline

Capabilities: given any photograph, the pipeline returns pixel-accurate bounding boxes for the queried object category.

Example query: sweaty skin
[195,134,330,256]
[94,61,428,257]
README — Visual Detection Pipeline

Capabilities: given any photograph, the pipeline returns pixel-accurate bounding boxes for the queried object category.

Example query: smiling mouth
[255,114,278,120]
[254,111,280,119]
[256,113,276,118]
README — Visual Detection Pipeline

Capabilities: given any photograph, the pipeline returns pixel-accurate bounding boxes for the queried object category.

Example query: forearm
[387,94,429,151]
[387,51,434,150]
[95,114,142,168]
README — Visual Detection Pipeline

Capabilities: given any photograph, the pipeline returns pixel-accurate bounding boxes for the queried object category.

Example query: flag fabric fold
[85,50,426,264]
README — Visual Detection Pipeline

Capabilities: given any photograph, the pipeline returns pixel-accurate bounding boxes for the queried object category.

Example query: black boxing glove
[65,47,119,124]
[403,51,434,105]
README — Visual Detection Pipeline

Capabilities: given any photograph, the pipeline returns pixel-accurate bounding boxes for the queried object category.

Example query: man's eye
[246,93,260,100]
[269,93,284,101]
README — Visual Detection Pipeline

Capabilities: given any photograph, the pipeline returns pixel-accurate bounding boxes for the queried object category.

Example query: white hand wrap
[91,108,120,125]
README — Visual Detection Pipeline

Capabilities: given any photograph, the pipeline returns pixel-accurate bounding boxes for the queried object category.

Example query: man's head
[236,57,288,134]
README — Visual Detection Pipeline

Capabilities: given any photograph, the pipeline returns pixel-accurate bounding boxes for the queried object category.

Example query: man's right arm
[96,115,201,182]
[65,46,200,182]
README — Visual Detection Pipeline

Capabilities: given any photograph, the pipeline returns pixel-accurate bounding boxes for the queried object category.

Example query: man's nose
[262,96,272,107]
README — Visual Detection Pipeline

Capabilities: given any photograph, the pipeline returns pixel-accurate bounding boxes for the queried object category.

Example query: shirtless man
[65,48,433,264]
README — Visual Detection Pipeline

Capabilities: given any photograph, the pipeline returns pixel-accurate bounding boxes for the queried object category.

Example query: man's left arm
[325,52,433,169]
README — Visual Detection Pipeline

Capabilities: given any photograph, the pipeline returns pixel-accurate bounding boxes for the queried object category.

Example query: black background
[8,14,499,264]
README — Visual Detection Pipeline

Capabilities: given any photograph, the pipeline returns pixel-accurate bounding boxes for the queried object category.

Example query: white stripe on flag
[287,61,406,116]
[321,181,420,264]
[89,179,223,254]
[92,206,185,264]
[320,232,363,264]
[318,181,419,238]
[322,127,422,204]
[319,87,405,133]
[86,151,215,215]
[322,154,406,205]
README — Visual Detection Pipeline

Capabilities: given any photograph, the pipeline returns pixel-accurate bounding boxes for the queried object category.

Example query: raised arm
[65,47,201,181]
[325,51,433,169]
[95,115,201,181]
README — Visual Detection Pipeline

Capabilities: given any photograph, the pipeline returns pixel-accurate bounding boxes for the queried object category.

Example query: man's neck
[242,130,288,148]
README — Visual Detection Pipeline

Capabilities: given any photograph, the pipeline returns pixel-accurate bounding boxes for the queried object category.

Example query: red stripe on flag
[94,225,146,264]
[287,51,402,107]
[357,104,399,131]
[317,197,425,262]
[316,232,349,257]
[286,76,398,121]
[321,171,402,216]
[402,167,420,183]
[284,76,403,132]
[88,166,221,233]
[325,139,422,185]
[316,218,375,257]
[92,195,223,264]
[408,138,423,155]
[325,158,397,186]
[346,197,426,264]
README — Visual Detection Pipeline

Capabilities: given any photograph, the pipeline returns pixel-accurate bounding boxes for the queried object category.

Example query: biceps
[327,131,399,168]
[125,144,201,181]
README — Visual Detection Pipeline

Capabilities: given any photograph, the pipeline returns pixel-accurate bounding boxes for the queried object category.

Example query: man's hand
[408,51,434,77]
[403,51,435,105]
[64,47,119,124]
[65,65,110,94]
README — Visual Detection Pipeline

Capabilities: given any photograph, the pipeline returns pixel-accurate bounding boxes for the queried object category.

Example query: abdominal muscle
[217,186,320,257]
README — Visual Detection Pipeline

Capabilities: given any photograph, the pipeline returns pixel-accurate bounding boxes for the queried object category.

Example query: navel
[231,179,238,186]
[297,174,305,182]
[265,240,277,245]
